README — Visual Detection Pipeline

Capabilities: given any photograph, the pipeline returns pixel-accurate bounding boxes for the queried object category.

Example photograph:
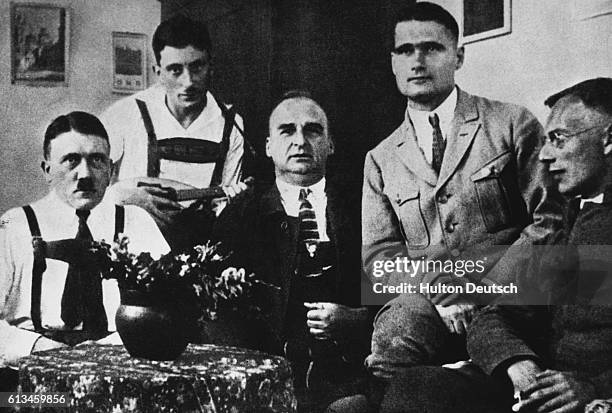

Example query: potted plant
[93,236,267,360]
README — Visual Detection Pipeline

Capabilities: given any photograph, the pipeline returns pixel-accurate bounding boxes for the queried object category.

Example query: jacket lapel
[259,185,297,336]
[436,89,480,190]
[393,120,439,187]
[325,183,354,294]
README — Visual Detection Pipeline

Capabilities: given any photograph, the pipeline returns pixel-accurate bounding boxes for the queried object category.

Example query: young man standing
[101,16,245,250]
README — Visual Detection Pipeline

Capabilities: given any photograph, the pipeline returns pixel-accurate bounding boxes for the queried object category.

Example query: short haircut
[545,77,612,116]
[43,111,109,159]
[152,16,212,65]
[269,90,329,130]
[393,2,459,43]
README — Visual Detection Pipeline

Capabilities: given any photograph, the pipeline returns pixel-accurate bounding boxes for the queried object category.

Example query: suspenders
[135,98,235,186]
[22,205,44,331]
[22,205,125,332]
[135,99,160,178]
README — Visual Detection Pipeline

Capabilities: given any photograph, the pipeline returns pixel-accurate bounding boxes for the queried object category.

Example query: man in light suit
[361,1,562,385]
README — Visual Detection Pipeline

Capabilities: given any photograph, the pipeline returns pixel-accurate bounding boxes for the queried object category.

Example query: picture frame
[112,32,148,94]
[10,3,71,86]
[571,0,612,21]
[462,0,511,44]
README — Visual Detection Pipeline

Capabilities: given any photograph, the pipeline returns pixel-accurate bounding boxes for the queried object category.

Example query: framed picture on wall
[462,0,511,44]
[10,3,70,86]
[112,32,147,94]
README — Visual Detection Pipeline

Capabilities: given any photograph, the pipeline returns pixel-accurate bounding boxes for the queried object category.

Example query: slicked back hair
[43,111,109,159]
[152,15,212,64]
[545,77,612,116]
[393,2,459,46]
[269,90,329,132]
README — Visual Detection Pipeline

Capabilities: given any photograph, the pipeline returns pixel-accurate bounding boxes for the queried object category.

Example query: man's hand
[304,302,369,341]
[517,370,596,413]
[434,303,477,334]
[32,336,68,353]
[110,178,186,225]
[221,179,253,204]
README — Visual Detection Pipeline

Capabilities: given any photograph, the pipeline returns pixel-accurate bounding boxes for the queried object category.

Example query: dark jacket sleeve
[484,108,566,286]
[467,305,551,376]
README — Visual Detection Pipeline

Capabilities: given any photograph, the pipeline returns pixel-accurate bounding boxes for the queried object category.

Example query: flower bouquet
[93,236,270,360]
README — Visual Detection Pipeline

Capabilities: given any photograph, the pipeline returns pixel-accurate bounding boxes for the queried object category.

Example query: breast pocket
[471,152,513,233]
[392,187,430,249]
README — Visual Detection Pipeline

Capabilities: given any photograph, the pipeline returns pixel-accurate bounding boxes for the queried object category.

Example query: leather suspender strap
[114,205,125,242]
[22,205,44,331]
[22,205,124,333]
[210,106,235,186]
[135,99,160,177]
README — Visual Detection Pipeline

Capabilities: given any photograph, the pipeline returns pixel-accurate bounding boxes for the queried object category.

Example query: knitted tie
[429,113,446,175]
[298,189,319,257]
[61,210,107,333]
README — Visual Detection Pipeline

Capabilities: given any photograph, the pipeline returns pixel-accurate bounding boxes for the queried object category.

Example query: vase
[115,289,190,360]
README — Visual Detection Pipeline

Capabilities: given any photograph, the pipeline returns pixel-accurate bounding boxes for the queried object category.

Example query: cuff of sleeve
[0,325,41,367]
[490,354,542,378]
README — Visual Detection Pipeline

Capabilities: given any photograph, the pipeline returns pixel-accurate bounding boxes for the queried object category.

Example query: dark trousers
[379,365,511,413]
[366,293,468,381]
[327,366,511,413]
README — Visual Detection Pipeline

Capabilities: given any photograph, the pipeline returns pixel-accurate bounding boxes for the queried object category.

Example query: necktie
[429,113,446,175]
[298,189,319,257]
[61,210,107,334]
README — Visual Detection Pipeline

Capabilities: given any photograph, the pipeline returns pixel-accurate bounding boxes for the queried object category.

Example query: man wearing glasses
[349,80,612,413]
[361,1,563,386]
[465,77,612,413]
[100,16,245,251]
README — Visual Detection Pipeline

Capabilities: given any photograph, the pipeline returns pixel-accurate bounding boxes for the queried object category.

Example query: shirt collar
[275,177,326,204]
[406,86,458,132]
[580,193,604,209]
[47,189,110,222]
[153,85,220,128]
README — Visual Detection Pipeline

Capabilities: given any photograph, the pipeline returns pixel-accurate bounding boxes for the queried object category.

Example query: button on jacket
[362,88,563,304]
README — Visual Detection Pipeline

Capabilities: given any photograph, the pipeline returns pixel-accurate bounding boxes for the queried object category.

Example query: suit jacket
[468,189,612,400]
[362,88,563,304]
[214,180,371,360]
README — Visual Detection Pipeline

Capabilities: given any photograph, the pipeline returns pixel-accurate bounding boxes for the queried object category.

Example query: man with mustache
[0,112,168,389]
[100,16,245,251]
[362,1,562,386]
[215,91,373,412]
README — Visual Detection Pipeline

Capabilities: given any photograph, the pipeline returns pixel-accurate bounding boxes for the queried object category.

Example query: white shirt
[407,87,458,164]
[275,178,330,242]
[100,85,244,189]
[0,192,169,366]
[580,193,604,209]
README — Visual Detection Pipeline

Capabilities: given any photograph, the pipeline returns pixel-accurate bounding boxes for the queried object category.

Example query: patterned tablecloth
[18,344,297,412]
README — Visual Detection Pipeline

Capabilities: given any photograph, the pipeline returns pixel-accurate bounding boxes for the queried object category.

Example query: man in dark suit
[216,91,373,413]
[361,1,562,382]
[467,78,612,413]
[366,78,612,413]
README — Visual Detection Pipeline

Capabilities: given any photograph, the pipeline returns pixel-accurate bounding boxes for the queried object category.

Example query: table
[18,344,297,412]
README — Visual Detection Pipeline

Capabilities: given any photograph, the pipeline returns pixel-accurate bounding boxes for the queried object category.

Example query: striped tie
[299,188,319,257]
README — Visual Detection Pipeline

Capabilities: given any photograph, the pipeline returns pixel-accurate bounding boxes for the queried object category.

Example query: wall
[0,0,160,215]
[433,0,612,122]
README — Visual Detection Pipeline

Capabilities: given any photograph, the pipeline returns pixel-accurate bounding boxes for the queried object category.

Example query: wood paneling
[161,0,413,187]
